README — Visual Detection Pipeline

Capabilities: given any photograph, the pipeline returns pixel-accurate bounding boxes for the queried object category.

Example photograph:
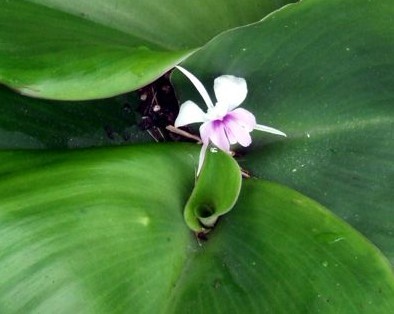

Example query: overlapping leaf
[0,0,393,311]
[173,0,394,263]
[1,144,393,313]
[0,85,150,149]
[0,0,294,100]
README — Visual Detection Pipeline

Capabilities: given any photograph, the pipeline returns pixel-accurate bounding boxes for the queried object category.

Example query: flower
[174,66,286,173]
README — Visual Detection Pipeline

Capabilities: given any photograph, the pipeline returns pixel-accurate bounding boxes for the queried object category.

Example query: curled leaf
[184,148,242,233]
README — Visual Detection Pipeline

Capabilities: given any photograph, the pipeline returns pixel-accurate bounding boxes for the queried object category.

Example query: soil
[137,71,194,142]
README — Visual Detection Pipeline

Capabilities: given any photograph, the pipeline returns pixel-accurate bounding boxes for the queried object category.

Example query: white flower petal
[214,75,248,111]
[176,66,214,109]
[197,143,208,176]
[254,124,287,137]
[174,100,207,127]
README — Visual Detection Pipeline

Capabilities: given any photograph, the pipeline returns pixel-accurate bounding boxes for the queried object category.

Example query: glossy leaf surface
[0,0,293,100]
[0,144,393,313]
[173,0,394,263]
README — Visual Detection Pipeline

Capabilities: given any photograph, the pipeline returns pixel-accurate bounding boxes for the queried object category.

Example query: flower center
[206,102,229,121]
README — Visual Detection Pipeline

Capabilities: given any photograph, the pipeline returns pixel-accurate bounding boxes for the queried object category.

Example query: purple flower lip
[200,108,256,152]
[174,66,286,174]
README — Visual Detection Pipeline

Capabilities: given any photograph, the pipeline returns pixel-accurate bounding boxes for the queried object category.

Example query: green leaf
[0,0,294,100]
[173,0,394,262]
[0,144,394,313]
[0,85,151,149]
[184,147,241,232]
[171,179,394,313]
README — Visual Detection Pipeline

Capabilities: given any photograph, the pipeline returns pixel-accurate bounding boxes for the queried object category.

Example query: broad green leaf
[0,85,151,149]
[171,179,394,313]
[0,0,294,100]
[173,0,394,263]
[184,148,241,232]
[0,144,394,313]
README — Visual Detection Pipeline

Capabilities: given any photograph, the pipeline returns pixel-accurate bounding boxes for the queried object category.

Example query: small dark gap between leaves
[195,214,228,244]
[136,70,195,143]
[197,232,209,242]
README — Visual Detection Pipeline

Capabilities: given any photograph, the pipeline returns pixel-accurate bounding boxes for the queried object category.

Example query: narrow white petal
[176,66,214,109]
[254,124,287,137]
[197,143,208,176]
[214,75,248,111]
[174,100,207,127]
